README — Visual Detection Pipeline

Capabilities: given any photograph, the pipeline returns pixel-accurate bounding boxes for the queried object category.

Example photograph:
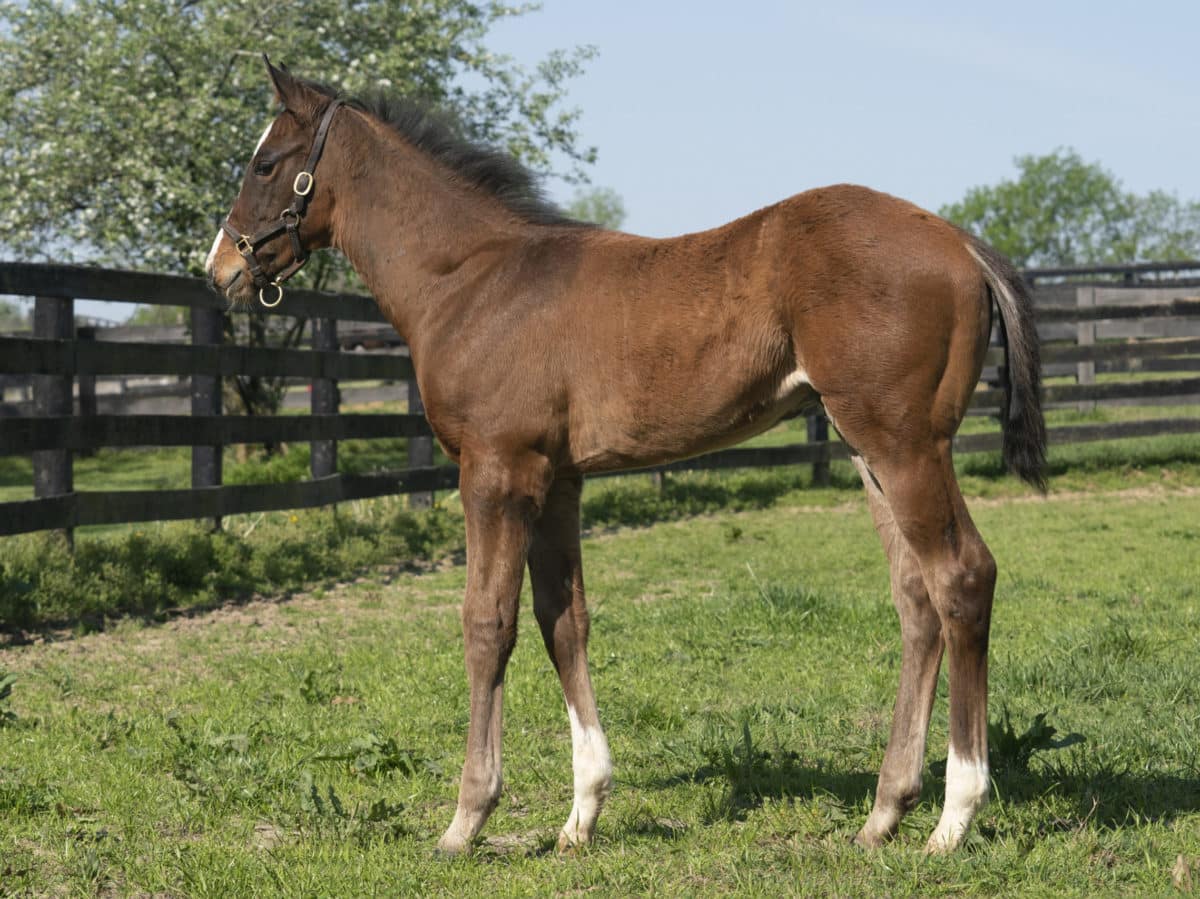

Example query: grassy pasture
[2,480,1199,896]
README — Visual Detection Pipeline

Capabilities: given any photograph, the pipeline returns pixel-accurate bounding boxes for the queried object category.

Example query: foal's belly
[568,368,820,474]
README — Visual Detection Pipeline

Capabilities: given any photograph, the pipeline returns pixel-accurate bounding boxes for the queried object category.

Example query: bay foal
[207,61,1046,855]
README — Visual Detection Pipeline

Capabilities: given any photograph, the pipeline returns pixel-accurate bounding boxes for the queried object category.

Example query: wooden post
[33,295,74,543]
[311,317,338,479]
[75,325,97,458]
[407,376,434,509]
[191,305,223,528]
[1076,286,1096,413]
[807,412,831,487]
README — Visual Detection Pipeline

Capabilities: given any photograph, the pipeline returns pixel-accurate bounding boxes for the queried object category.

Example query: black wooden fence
[2,260,1199,538]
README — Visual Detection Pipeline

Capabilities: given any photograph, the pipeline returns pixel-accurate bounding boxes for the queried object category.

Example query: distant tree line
[940,148,1200,268]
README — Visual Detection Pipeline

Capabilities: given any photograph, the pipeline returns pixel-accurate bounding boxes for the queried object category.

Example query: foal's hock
[207,58,1047,855]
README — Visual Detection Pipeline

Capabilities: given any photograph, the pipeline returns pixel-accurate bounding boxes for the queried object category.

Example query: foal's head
[206,58,343,307]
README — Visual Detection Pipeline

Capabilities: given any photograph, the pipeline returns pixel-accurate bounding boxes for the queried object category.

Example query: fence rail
[2,260,1198,538]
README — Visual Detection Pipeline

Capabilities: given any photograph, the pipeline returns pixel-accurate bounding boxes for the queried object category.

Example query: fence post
[407,376,434,509]
[807,412,831,487]
[311,317,338,479]
[191,305,224,529]
[33,295,75,544]
[76,325,97,458]
[1076,286,1096,412]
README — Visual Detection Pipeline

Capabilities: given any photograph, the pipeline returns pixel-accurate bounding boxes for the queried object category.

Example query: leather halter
[222,99,344,307]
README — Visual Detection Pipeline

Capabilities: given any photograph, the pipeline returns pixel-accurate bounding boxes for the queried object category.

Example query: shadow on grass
[647,757,877,827]
[638,720,876,825]
[581,466,862,532]
[645,755,1200,837]
[991,765,1200,831]
[641,718,1200,834]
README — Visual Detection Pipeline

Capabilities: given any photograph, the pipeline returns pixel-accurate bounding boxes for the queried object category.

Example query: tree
[0,0,597,279]
[940,148,1200,268]
[565,186,627,230]
[125,305,186,327]
[0,298,28,331]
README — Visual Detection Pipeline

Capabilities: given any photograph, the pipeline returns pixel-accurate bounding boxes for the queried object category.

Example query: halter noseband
[222,98,344,307]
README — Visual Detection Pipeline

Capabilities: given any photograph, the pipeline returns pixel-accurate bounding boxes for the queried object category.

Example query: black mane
[300,78,590,228]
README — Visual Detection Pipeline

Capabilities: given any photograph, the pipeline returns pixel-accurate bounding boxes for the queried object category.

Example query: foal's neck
[328,112,533,349]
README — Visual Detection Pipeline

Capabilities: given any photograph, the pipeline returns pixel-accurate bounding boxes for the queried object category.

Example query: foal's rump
[764,186,1042,481]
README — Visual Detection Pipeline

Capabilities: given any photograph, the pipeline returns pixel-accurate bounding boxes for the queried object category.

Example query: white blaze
[253,120,275,155]
[204,229,226,276]
[206,121,275,278]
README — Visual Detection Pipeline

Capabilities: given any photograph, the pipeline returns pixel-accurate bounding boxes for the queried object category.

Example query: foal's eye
[254,159,276,177]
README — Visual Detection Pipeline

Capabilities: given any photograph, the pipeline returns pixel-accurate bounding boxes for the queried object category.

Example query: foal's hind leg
[823,382,996,852]
[850,456,945,848]
[528,477,613,851]
[859,445,996,852]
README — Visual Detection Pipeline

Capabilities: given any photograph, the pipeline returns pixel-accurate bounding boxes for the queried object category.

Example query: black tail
[966,238,1047,491]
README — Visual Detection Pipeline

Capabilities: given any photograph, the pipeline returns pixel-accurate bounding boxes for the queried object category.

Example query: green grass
[2,486,1199,895]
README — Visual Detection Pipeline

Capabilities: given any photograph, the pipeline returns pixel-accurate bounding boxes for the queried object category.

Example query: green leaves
[313,733,426,779]
[940,148,1200,267]
[987,707,1086,775]
[565,186,627,229]
[0,0,595,277]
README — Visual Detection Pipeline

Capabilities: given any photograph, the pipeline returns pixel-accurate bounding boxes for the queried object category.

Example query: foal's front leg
[436,453,547,855]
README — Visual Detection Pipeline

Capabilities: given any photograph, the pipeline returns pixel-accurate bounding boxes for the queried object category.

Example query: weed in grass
[93,711,135,750]
[313,733,427,779]
[697,717,806,824]
[297,666,336,705]
[292,771,408,845]
[62,838,110,895]
[987,707,1086,774]
[0,775,56,815]
[0,670,16,727]
[163,713,283,808]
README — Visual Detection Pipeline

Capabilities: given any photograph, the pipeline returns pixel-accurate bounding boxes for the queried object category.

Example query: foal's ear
[262,54,321,121]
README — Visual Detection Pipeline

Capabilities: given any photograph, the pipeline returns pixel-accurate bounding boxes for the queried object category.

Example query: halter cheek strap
[222,98,344,307]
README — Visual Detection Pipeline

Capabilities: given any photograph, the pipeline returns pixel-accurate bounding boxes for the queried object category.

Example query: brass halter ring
[293,171,315,196]
[258,282,284,308]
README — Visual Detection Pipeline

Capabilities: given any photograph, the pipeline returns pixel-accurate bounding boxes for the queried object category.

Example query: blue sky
[491,1,1200,238]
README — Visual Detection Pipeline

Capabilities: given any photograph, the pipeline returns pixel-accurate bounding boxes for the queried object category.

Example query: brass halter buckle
[293,171,314,196]
[258,282,284,308]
